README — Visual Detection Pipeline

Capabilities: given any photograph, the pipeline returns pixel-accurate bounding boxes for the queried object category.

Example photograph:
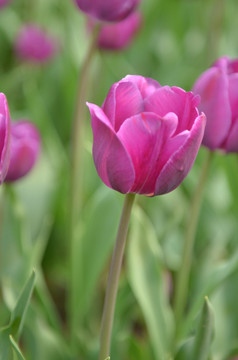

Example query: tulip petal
[102,81,143,131]
[154,113,206,195]
[5,121,40,182]
[98,12,142,51]
[193,66,231,150]
[228,58,238,73]
[171,87,200,132]
[87,102,135,193]
[228,74,238,120]
[117,112,170,194]
[224,119,238,153]
[0,93,11,183]
[122,75,161,99]
[144,86,198,133]
[75,0,140,22]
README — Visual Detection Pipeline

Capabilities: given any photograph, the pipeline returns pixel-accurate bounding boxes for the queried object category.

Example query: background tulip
[96,11,142,51]
[0,0,10,8]
[87,75,206,196]
[0,93,11,183]
[5,120,40,182]
[74,0,140,22]
[193,56,238,152]
[15,24,58,64]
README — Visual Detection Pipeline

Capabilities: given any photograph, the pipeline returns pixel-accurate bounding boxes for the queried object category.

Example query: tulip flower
[74,0,140,22]
[0,93,11,183]
[15,24,58,64]
[87,75,206,196]
[193,56,238,152]
[96,11,142,51]
[0,0,10,8]
[5,121,40,182]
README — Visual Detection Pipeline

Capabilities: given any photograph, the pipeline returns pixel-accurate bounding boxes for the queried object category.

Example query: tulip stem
[99,193,136,360]
[173,151,213,344]
[68,25,100,345]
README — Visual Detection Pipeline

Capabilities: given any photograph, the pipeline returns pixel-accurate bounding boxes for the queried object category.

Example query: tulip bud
[74,0,140,22]
[0,0,11,8]
[15,24,58,64]
[0,93,11,183]
[96,11,142,51]
[5,121,40,182]
[193,56,238,152]
[87,75,206,196]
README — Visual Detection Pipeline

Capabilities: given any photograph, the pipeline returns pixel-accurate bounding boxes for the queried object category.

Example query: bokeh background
[1,0,238,359]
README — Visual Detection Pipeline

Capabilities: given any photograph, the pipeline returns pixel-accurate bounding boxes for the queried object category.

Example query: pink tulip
[0,0,11,8]
[87,75,206,196]
[74,0,140,22]
[5,121,40,182]
[96,11,142,51]
[15,24,58,64]
[0,93,11,183]
[193,56,238,152]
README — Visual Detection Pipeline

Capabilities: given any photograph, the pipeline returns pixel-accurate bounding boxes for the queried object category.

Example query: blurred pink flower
[15,24,58,64]
[0,93,11,183]
[0,0,11,9]
[87,75,206,196]
[74,0,140,22]
[5,120,40,182]
[193,56,238,152]
[96,11,142,51]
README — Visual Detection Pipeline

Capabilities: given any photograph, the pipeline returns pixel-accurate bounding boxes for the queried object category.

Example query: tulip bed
[1,0,238,360]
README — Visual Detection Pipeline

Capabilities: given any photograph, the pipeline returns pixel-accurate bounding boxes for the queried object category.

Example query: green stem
[99,193,136,360]
[173,151,213,342]
[69,25,100,342]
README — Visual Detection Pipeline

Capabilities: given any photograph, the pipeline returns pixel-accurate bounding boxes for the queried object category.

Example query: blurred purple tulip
[15,24,58,64]
[5,121,40,182]
[193,56,238,152]
[74,0,140,22]
[0,0,11,9]
[87,75,206,196]
[96,11,142,50]
[0,93,11,183]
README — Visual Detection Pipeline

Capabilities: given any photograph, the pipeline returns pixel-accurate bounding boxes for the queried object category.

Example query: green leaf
[0,271,35,360]
[175,297,214,360]
[191,296,214,360]
[72,187,122,322]
[183,252,238,337]
[127,206,174,360]
[174,337,194,360]
[9,335,26,360]
[10,270,36,339]
[0,327,12,360]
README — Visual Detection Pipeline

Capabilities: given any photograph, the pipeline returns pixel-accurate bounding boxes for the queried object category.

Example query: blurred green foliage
[0,0,238,359]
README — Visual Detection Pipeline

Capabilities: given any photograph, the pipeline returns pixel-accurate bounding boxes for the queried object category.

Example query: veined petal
[87,102,135,193]
[102,81,143,131]
[193,66,231,150]
[154,113,206,195]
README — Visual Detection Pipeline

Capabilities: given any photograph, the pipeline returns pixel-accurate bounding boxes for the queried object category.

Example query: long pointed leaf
[192,296,214,360]
[9,335,26,360]
[10,270,36,339]
[127,206,174,360]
